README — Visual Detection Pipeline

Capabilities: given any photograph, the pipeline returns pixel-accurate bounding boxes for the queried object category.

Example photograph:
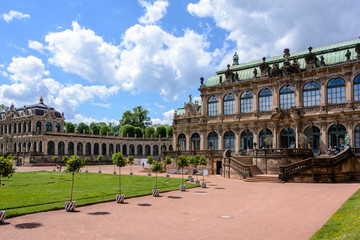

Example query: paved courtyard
[2,165,360,240]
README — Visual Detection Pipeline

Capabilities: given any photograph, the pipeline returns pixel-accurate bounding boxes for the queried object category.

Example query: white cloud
[2,10,30,22]
[28,40,44,52]
[151,109,174,125]
[44,21,214,100]
[91,102,111,108]
[188,0,360,67]
[138,0,168,25]
[71,114,118,125]
[154,102,165,109]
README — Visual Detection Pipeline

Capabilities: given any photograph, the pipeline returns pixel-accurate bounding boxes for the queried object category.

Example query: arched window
[109,144,114,155]
[58,141,65,155]
[86,143,91,155]
[102,143,107,155]
[169,145,173,151]
[122,145,127,155]
[241,91,253,113]
[14,124,17,134]
[304,126,320,151]
[191,133,200,150]
[303,82,320,107]
[94,143,99,155]
[259,88,272,111]
[14,143,17,153]
[355,124,360,147]
[39,141,43,152]
[354,75,360,101]
[259,129,273,148]
[327,77,345,104]
[153,145,159,155]
[208,132,218,150]
[178,134,186,151]
[18,124,21,133]
[129,144,135,155]
[116,144,120,153]
[207,96,218,116]
[28,142,31,152]
[328,124,346,150]
[47,141,55,155]
[280,128,295,148]
[28,122,31,132]
[137,145,143,156]
[224,131,235,151]
[34,142,37,152]
[280,85,295,109]
[145,145,151,155]
[9,124,12,134]
[68,142,74,155]
[77,142,83,155]
[241,130,253,150]
[23,123,26,133]
[23,142,26,151]
[55,123,61,132]
[46,122,52,132]
[36,121,42,131]
[223,93,235,115]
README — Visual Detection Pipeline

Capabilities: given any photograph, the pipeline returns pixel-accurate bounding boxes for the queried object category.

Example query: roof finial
[308,46,313,53]
[233,52,239,65]
[40,96,44,104]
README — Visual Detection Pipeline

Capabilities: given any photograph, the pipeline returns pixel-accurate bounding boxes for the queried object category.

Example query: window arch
[327,77,345,104]
[58,142,65,155]
[137,145,143,156]
[116,144,121,153]
[241,91,253,113]
[23,123,26,133]
[102,143,107,155]
[355,124,360,147]
[68,142,74,155]
[354,75,360,101]
[109,144,114,155]
[18,124,21,133]
[169,145,173,151]
[259,88,272,111]
[224,131,235,151]
[46,122,52,131]
[36,121,42,131]
[207,96,218,116]
[223,93,235,115]
[129,144,135,155]
[303,82,320,107]
[153,145,159,155]
[14,124,17,134]
[328,124,346,150]
[86,143,91,155]
[191,133,200,150]
[241,130,253,150]
[280,128,295,148]
[145,145,151,155]
[77,142,83,155]
[259,129,273,148]
[280,85,295,109]
[122,145,127,155]
[55,123,61,132]
[304,126,320,151]
[94,143,99,155]
[208,132,218,150]
[178,134,186,151]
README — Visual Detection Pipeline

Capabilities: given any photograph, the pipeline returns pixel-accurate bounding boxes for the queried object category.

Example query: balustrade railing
[255,148,313,157]
[224,156,251,178]
[163,150,224,157]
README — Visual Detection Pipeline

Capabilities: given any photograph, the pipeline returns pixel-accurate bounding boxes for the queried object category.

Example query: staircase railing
[224,156,251,179]
[255,148,313,157]
[279,147,353,181]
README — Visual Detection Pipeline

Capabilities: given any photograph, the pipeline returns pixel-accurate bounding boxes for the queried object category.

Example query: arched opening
[94,143,99,155]
[223,93,235,115]
[122,145,127,155]
[116,144,120,153]
[56,123,61,132]
[259,129,273,148]
[46,122,52,132]
[241,130,253,150]
[109,144,114,155]
[208,132,219,150]
[23,123,26,133]
[18,124,21,133]
[191,133,200,150]
[28,142,31,152]
[137,145,143,156]
[207,96,218,116]
[327,78,345,104]
[14,124,17,134]
[153,145,159,155]
[102,143,107,155]
[355,124,360,147]
[129,144,135,155]
[303,82,320,107]
[304,126,320,151]
[241,91,253,113]
[23,142,26,152]
[259,88,272,111]
[328,124,346,150]
[58,141,65,155]
[178,134,186,151]
[224,131,235,151]
[86,143,91,155]
[77,142,83,155]
[68,142,74,155]
[36,121,42,131]
[9,124,12,134]
[145,145,151,155]
[14,143,17,153]
[280,85,295,109]
[280,128,295,148]
[169,145,173,151]
[34,142,37,152]
[354,75,360,101]
[39,141,43,152]
[47,141,55,155]
[28,122,31,132]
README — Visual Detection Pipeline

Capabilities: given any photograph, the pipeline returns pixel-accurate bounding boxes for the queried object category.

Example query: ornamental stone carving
[260,57,270,77]
[305,46,318,70]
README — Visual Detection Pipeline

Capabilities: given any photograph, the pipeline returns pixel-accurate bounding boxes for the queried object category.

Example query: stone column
[235,129,240,153]
[185,132,191,151]
[295,125,299,148]
[345,79,353,103]
[253,91,258,112]
[273,126,279,149]
[219,131,224,150]
[200,130,206,150]
[218,95,223,115]
[320,80,327,106]
[201,95,206,116]
[272,87,279,110]
[253,128,259,148]
[234,93,240,114]
[320,124,327,154]
[55,141,58,155]
[294,84,301,108]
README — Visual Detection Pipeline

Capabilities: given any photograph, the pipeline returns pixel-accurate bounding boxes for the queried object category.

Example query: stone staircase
[233,156,263,177]
[245,174,285,183]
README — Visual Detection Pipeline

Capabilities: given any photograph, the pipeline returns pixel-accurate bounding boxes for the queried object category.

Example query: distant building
[0,97,172,165]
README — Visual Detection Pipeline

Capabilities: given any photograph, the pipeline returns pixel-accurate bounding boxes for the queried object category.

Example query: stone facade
[173,39,360,159]
[0,98,172,165]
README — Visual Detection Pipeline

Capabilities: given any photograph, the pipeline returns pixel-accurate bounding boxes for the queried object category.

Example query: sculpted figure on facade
[305,46,318,70]
[345,50,351,62]
[356,43,360,60]
[225,64,233,83]
[272,62,282,77]
[260,57,270,77]
[320,56,325,67]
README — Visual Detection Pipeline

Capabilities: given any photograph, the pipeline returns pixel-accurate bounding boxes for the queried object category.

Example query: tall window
[224,131,235,151]
[241,130,253,150]
[178,134,186,151]
[241,91,253,113]
[328,124,346,150]
[327,78,345,104]
[208,132,219,150]
[223,93,235,115]
[280,85,295,109]
[191,133,200,150]
[46,122,52,131]
[280,128,295,148]
[354,75,360,101]
[208,96,218,116]
[303,82,320,107]
[355,124,360,147]
[259,129,273,148]
[259,88,272,111]
[304,126,320,151]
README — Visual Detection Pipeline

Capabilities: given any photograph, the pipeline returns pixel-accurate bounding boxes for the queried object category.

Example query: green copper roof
[205,39,360,87]
[176,107,185,115]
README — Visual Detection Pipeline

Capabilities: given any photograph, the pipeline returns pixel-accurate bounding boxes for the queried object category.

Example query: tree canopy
[119,106,151,130]
[65,122,77,133]
[155,125,167,138]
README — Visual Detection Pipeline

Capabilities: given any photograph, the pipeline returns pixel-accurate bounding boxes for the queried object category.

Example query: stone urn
[98,170,102,174]
[180,185,186,191]
[85,170,88,173]
[0,211,6,223]
[130,172,133,175]
[166,174,170,177]
[113,171,116,174]
[152,189,160,197]
[116,194,125,203]
[147,173,151,176]
[65,201,76,212]
[201,182,206,188]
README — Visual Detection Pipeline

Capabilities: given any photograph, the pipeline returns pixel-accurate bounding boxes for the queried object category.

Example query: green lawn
[0,171,197,218]
[311,187,360,240]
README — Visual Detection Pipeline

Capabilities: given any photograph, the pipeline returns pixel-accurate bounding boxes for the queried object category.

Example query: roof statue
[320,56,326,67]
[40,96,44,104]
[305,46,318,70]
[233,52,239,65]
[260,57,270,77]
[345,50,351,62]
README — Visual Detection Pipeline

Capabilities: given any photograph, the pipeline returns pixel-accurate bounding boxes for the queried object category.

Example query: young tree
[51,156,58,171]
[112,152,127,203]
[100,124,110,135]
[61,156,69,172]
[177,155,189,190]
[120,125,135,137]
[64,122,77,133]
[0,156,15,187]
[65,154,84,211]
[127,155,134,175]
[166,126,173,137]
[151,160,163,196]
[144,126,155,138]
[76,123,90,134]
[89,122,100,135]
[147,156,154,176]
[97,155,103,173]
[164,156,172,173]
[192,155,200,181]
[155,126,167,138]
[199,155,207,183]
[134,127,143,138]
[84,157,90,172]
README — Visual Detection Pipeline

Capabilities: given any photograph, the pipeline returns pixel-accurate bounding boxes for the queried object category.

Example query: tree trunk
[155,172,158,189]
[182,168,184,185]
[0,170,2,187]
[130,164,132,173]
[203,166,205,182]
[70,172,74,202]
[119,167,121,195]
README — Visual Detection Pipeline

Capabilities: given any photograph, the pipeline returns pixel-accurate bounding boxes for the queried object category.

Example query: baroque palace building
[0,97,172,165]
[172,38,360,158]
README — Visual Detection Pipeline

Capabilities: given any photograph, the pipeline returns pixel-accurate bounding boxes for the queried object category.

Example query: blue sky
[1,0,360,125]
